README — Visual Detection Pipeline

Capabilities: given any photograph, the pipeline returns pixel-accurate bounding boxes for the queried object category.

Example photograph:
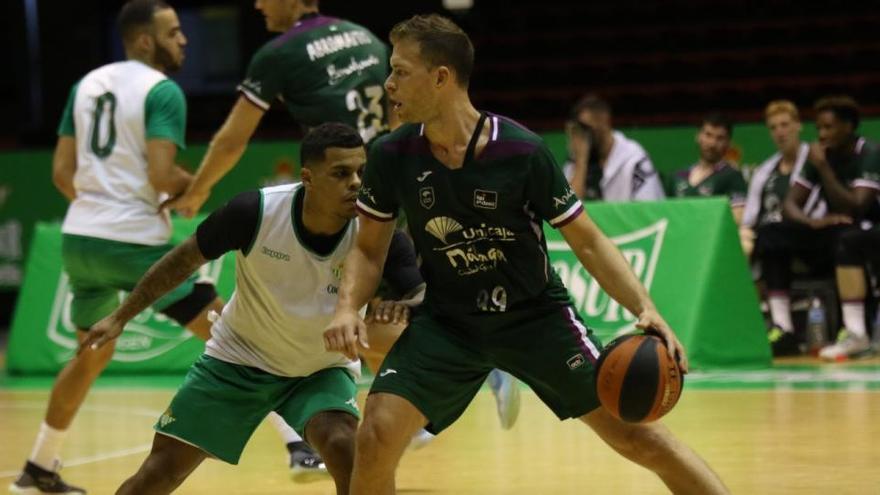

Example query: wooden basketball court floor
[2,359,880,494]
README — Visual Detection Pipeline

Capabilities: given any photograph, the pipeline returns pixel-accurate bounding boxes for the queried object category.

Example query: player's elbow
[51,160,74,194]
[51,166,68,191]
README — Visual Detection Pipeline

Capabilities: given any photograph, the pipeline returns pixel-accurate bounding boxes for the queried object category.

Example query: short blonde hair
[390,15,474,87]
[764,100,800,122]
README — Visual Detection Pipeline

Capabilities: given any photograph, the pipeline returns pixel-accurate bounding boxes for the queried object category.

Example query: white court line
[0,444,153,478]
[0,402,160,479]
[686,369,880,383]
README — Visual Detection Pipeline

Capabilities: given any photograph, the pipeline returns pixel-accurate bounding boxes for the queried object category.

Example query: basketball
[595,334,684,423]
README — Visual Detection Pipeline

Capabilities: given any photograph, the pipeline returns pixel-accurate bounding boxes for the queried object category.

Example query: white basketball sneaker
[818,331,871,361]
[487,369,521,430]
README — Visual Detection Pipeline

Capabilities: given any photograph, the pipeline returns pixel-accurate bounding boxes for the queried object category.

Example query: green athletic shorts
[155,355,360,464]
[371,305,604,433]
[61,234,211,328]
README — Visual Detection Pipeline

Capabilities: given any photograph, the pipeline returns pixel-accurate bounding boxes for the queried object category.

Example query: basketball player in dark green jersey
[168,0,391,218]
[665,114,748,224]
[165,0,520,468]
[324,14,729,495]
[786,95,880,360]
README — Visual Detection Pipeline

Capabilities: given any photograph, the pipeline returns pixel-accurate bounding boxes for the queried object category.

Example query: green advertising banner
[2,119,877,293]
[546,197,771,369]
[8,197,770,375]
[6,218,236,374]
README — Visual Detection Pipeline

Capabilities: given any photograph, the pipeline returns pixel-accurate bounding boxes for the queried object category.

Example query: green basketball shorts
[61,234,215,329]
[370,305,603,433]
[155,355,360,464]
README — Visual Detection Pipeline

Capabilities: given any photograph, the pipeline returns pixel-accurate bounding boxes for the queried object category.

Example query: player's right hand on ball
[78,316,125,355]
[323,310,368,360]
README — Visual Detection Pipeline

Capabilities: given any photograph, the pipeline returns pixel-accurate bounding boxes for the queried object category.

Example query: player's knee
[356,412,398,455]
[308,413,356,461]
[128,454,184,492]
[323,427,357,466]
[137,451,188,493]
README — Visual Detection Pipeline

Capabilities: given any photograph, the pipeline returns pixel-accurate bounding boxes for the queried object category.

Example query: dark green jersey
[795,137,880,218]
[357,114,581,320]
[665,162,747,207]
[238,14,390,143]
[756,162,791,226]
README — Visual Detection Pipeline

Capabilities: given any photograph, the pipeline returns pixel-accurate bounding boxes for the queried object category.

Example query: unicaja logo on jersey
[425,216,514,276]
[425,216,462,244]
[550,219,667,341]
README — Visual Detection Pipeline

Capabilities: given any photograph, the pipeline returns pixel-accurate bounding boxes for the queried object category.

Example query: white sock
[267,411,303,444]
[842,302,867,338]
[29,422,66,472]
[768,294,793,332]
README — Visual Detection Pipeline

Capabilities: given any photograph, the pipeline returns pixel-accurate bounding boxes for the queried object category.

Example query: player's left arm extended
[325,216,396,359]
[51,136,77,201]
[559,213,653,316]
[338,216,397,314]
[559,212,688,369]
[79,237,207,352]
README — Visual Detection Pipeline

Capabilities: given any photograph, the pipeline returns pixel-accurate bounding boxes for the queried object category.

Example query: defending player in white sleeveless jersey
[82,123,420,495]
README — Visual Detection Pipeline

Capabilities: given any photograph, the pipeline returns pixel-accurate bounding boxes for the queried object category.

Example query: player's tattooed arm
[79,236,207,352]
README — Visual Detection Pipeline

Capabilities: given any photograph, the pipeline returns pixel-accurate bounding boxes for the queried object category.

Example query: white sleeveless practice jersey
[206,183,361,377]
[62,60,172,245]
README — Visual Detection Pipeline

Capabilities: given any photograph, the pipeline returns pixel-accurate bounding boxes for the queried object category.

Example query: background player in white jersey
[9,2,226,494]
[80,123,411,495]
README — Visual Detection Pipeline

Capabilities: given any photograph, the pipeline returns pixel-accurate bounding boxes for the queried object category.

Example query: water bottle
[806,297,827,356]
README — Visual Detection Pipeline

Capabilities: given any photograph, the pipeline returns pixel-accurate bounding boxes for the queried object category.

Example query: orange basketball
[595,334,684,423]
